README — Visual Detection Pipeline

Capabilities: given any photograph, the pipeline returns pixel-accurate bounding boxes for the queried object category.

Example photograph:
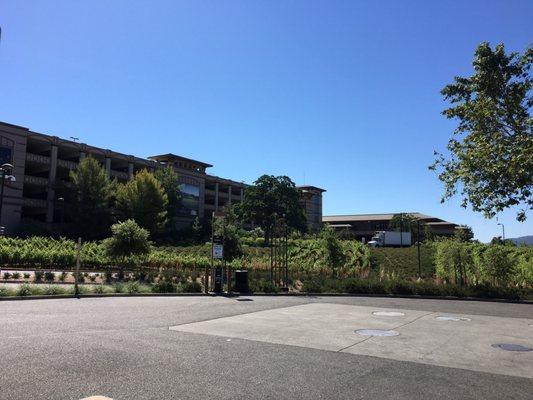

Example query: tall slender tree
[66,156,115,240]
[154,165,182,232]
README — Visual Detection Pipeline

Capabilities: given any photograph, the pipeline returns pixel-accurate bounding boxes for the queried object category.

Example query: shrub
[104,220,151,263]
[104,270,113,283]
[390,280,415,295]
[3,272,11,280]
[0,285,14,297]
[43,285,67,295]
[34,270,44,282]
[182,281,202,293]
[125,281,140,294]
[12,272,21,280]
[89,275,96,282]
[250,279,279,294]
[23,273,30,280]
[93,285,107,294]
[44,271,55,282]
[319,226,346,277]
[17,283,33,296]
[301,278,324,293]
[113,283,124,293]
[480,246,515,286]
[152,281,176,293]
[59,272,67,282]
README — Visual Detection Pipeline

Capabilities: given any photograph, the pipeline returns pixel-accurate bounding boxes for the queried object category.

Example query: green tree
[191,216,203,243]
[389,213,417,233]
[213,207,243,262]
[423,225,435,243]
[236,175,307,244]
[116,170,168,235]
[319,225,346,277]
[104,219,151,270]
[431,43,532,221]
[154,166,182,230]
[454,225,474,242]
[389,213,419,245]
[66,156,115,240]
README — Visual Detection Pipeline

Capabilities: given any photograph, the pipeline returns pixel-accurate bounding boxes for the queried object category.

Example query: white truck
[368,231,411,247]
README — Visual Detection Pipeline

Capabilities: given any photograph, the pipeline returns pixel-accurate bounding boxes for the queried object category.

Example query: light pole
[497,223,505,241]
[0,163,16,235]
[417,219,421,278]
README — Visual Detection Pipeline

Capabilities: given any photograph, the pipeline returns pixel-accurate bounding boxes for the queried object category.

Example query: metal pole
[399,213,403,247]
[208,211,214,294]
[0,170,4,278]
[417,220,421,278]
[74,237,81,298]
[0,169,5,228]
[284,222,289,292]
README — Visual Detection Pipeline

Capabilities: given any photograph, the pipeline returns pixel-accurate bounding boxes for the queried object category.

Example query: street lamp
[0,163,16,235]
[497,223,505,241]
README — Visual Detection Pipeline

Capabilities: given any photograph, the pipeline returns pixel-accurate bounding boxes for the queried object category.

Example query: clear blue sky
[1,1,532,242]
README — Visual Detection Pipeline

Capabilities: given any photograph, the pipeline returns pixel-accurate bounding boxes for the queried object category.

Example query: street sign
[213,244,223,259]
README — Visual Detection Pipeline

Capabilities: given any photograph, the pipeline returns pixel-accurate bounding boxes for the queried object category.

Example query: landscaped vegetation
[1,141,531,300]
[0,230,531,299]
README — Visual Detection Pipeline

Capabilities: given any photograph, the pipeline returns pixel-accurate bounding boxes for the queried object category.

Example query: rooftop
[323,212,456,225]
[298,185,326,193]
[148,153,213,168]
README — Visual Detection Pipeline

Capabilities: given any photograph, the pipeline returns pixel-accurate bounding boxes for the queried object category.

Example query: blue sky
[1,0,532,242]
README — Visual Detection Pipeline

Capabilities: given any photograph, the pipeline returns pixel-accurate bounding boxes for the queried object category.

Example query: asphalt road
[0,295,532,400]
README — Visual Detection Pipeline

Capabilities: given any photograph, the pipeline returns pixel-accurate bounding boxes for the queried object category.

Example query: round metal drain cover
[435,316,471,322]
[356,329,399,337]
[492,343,532,352]
[373,311,405,317]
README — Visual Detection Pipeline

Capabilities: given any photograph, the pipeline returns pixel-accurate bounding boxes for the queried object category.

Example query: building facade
[323,212,460,242]
[0,121,324,234]
[0,121,248,234]
[298,186,326,232]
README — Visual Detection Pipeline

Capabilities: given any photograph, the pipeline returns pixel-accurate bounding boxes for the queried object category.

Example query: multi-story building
[0,121,325,234]
[298,186,326,232]
[0,121,248,234]
[323,212,460,242]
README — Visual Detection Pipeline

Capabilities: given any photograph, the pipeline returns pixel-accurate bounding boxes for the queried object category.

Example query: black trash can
[234,270,249,293]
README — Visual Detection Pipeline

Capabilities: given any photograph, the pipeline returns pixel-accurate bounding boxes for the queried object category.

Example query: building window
[179,183,200,216]
[0,147,12,165]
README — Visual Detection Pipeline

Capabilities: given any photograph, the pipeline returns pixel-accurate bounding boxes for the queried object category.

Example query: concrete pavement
[0,296,532,400]
[171,302,533,377]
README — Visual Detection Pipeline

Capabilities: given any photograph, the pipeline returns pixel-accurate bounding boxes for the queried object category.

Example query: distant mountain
[509,235,533,246]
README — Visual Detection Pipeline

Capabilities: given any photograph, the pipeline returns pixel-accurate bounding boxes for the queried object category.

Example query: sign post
[74,237,81,298]
[211,211,225,294]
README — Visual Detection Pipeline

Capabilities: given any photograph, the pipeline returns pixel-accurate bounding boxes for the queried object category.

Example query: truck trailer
[368,231,411,247]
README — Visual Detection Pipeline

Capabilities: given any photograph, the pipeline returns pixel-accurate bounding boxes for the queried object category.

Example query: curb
[0,292,531,304]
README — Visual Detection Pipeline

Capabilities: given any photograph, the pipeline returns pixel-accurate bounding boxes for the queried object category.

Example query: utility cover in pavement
[491,343,532,352]
[435,316,471,321]
[372,311,405,317]
[355,329,400,337]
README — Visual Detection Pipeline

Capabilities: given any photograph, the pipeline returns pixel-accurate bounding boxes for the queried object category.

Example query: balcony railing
[24,175,49,186]
[110,170,129,180]
[23,197,48,209]
[26,152,50,165]
[57,159,78,170]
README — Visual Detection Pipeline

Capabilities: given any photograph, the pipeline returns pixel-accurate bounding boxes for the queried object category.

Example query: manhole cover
[373,311,405,317]
[435,316,471,321]
[355,329,399,337]
[492,343,532,352]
